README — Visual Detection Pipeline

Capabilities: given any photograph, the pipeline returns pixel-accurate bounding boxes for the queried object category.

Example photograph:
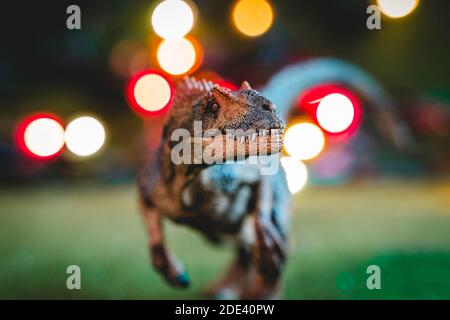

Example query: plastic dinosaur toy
[138,58,411,299]
[138,78,289,299]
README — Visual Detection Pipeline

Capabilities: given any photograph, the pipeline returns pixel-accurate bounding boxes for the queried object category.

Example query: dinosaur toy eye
[262,103,272,111]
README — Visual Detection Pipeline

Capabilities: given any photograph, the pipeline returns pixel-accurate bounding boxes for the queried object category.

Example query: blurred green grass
[0,179,449,299]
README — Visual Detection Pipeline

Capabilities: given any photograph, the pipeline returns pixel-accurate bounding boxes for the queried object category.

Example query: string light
[65,116,106,157]
[232,0,274,37]
[316,93,355,133]
[16,114,65,160]
[126,70,173,116]
[280,156,308,194]
[297,84,362,141]
[151,0,194,40]
[157,38,197,75]
[283,122,325,161]
[377,0,419,18]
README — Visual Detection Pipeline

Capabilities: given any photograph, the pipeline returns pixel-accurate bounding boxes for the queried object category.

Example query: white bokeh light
[157,38,196,75]
[283,123,325,161]
[280,156,308,194]
[65,116,106,157]
[152,0,194,40]
[134,74,172,112]
[24,118,65,158]
[377,0,419,18]
[316,93,354,133]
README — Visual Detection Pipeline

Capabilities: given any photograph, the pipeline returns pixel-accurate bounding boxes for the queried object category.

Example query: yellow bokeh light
[280,156,308,194]
[377,0,419,18]
[316,93,354,133]
[24,118,65,158]
[134,74,172,112]
[283,123,325,161]
[151,0,194,40]
[232,0,274,37]
[65,116,106,157]
[157,38,196,75]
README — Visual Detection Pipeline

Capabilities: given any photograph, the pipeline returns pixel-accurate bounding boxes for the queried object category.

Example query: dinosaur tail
[262,58,412,147]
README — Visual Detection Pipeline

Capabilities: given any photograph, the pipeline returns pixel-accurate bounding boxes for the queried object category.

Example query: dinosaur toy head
[165,78,284,164]
[197,81,284,162]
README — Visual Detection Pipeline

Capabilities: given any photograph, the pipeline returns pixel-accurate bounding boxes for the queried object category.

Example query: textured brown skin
[138,78,287,298]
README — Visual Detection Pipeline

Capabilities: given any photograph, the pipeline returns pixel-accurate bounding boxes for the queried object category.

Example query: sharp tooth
[240,136,245,143]
[262,130,267,136]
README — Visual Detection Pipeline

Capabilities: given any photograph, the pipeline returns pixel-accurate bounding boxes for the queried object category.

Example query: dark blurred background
[1,0,449,182]
[0,0,449,299]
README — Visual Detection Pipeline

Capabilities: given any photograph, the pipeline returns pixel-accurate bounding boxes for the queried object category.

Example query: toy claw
[175,272,190,288]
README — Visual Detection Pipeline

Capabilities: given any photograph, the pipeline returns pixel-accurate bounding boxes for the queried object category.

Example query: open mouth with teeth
[201,128,284,161]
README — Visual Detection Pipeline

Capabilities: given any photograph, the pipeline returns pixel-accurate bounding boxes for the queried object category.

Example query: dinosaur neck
[161,143,209,185]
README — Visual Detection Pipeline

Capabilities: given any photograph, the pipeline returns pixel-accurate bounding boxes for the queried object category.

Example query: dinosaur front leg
[246,177,287,299]
[140,200,190,288]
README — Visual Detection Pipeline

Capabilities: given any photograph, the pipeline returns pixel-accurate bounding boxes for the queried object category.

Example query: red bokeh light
[126,69,174,117]
[296,84,362,141]
[215,79,238,91]
[14,113,65,161]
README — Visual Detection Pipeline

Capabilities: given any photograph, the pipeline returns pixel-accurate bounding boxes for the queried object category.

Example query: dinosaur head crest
[210,85,239,107]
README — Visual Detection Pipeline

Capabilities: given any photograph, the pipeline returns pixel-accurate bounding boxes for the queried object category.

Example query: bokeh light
[283,123,325,160]
[297,84,362,141]
[377,0,419,18]
[232,0,274,37]
[157,38,196,75]
[280,156,308,194]
[126,70,173,116]
[316,93,355,133]
[134,74,171,112]
[16,114,65,160]
[193,70,238,90]
[151,0,194,40]
[215,79,238,91]
[65,116,106,157]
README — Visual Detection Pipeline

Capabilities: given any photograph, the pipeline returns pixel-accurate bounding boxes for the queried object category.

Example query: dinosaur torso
[140,143,266,241]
